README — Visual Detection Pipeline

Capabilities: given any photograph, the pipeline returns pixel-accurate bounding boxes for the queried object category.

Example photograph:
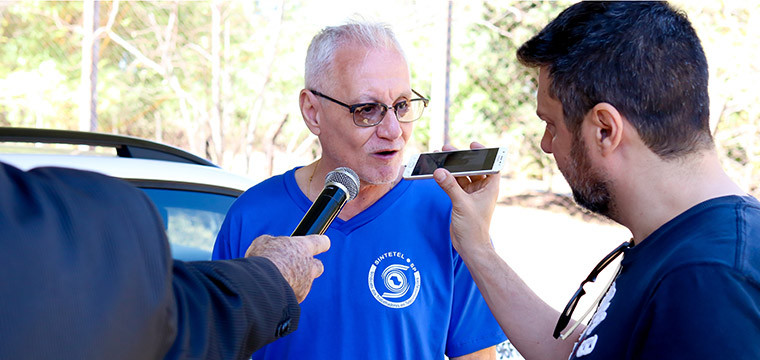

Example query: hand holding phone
[403,147,506,180]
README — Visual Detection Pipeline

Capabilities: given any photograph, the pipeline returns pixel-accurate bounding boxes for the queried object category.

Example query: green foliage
[453,0,760,196]
[455,1,570,181]
[1,0,758,196]
[0,1,81,127]
[1,0,316,171]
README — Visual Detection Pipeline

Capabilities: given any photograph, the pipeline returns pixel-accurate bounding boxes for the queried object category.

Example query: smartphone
[402,147,507,180]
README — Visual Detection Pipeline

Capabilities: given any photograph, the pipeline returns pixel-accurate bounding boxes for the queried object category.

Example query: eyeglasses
[553,241,631,340]
[309,89,429,127]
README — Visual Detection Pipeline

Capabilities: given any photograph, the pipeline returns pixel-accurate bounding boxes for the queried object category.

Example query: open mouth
[375,150,398,157]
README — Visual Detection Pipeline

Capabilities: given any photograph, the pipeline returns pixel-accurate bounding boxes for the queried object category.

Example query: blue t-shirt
[569,195,760,359]
[213,168,506,359]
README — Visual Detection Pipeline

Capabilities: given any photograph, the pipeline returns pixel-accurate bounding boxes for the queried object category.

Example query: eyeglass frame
[553,241,631,340]
[308,89,429,127]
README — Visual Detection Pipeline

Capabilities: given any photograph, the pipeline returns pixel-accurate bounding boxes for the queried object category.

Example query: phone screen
[411,148,498,176]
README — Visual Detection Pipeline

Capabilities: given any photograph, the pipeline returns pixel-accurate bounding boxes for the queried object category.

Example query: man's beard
[562,136,616,220]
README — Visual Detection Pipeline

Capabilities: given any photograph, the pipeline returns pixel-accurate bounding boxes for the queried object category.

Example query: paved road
[489,204,631,319]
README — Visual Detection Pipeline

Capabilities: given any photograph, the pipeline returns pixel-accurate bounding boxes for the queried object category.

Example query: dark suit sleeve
[0,163,299,360]
[0,163,175,359]
[165,257,300,360]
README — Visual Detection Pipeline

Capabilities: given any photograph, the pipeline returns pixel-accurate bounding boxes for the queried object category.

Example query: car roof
[0,127,256,195]
[0,154,256,195]
[0,127,215,166]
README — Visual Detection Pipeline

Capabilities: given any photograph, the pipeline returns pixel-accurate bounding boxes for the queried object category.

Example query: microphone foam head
[325,167,360,201]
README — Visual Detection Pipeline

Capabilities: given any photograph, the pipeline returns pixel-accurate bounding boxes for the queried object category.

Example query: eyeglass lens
[552,241,630,339]
[353,99,425,126]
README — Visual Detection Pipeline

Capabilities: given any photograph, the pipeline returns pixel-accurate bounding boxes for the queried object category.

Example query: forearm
[458,245,578,360]
[433,163,578,358]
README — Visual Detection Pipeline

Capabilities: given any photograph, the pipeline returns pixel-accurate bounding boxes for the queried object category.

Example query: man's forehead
[536,67,563,119]
[332,47,410,98]
[537,67,551,91]
[536,69,550,106]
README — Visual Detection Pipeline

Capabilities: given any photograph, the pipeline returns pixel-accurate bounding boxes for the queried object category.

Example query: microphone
[291,167,360,236]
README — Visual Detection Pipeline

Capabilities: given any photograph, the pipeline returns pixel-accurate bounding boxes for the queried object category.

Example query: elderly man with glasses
[212,20,506,359]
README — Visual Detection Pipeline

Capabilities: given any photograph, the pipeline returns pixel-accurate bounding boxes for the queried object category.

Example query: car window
[140,188,236,261]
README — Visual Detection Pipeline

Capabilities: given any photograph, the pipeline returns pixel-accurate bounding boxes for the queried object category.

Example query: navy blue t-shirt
[569,195,760,359]
[213,168,506,359]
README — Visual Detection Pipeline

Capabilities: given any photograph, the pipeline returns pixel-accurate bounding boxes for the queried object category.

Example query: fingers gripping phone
[402,147,507,180]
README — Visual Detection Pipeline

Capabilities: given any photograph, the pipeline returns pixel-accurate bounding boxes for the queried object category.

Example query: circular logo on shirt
[368,251,421,308]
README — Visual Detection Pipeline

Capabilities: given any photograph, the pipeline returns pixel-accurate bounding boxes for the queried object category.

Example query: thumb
[433,168,464,202]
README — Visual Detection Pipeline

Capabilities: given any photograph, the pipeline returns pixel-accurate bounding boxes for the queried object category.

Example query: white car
[0,127,256,260]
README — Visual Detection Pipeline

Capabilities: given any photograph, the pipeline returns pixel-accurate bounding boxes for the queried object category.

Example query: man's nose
[375,108,403,139]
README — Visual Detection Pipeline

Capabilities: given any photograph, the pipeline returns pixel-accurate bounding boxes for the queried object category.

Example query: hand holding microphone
[246,167,358,303]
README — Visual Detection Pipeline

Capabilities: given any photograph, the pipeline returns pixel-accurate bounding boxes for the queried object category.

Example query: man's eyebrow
[355,92,411,103]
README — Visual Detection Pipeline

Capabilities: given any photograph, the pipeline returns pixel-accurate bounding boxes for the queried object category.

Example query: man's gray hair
[304,20,406,92]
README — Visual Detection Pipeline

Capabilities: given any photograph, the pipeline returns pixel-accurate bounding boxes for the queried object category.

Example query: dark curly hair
[517,1,712,159]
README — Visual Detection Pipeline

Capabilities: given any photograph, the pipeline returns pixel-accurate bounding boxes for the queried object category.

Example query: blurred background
[1,2,758,358]
[2,0,758,192]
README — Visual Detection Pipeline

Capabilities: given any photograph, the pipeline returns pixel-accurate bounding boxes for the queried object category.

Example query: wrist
[454,232,497,263]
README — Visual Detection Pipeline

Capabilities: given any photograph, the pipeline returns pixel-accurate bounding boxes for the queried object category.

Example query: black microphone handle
[291,184,349,236]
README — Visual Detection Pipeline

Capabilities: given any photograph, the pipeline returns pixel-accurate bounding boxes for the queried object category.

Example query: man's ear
[588,102,623,156]
[300,89,321,136]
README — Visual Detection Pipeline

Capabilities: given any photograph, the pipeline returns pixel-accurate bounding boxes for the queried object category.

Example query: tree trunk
[209,0,224,164]
[80,0,98,132]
